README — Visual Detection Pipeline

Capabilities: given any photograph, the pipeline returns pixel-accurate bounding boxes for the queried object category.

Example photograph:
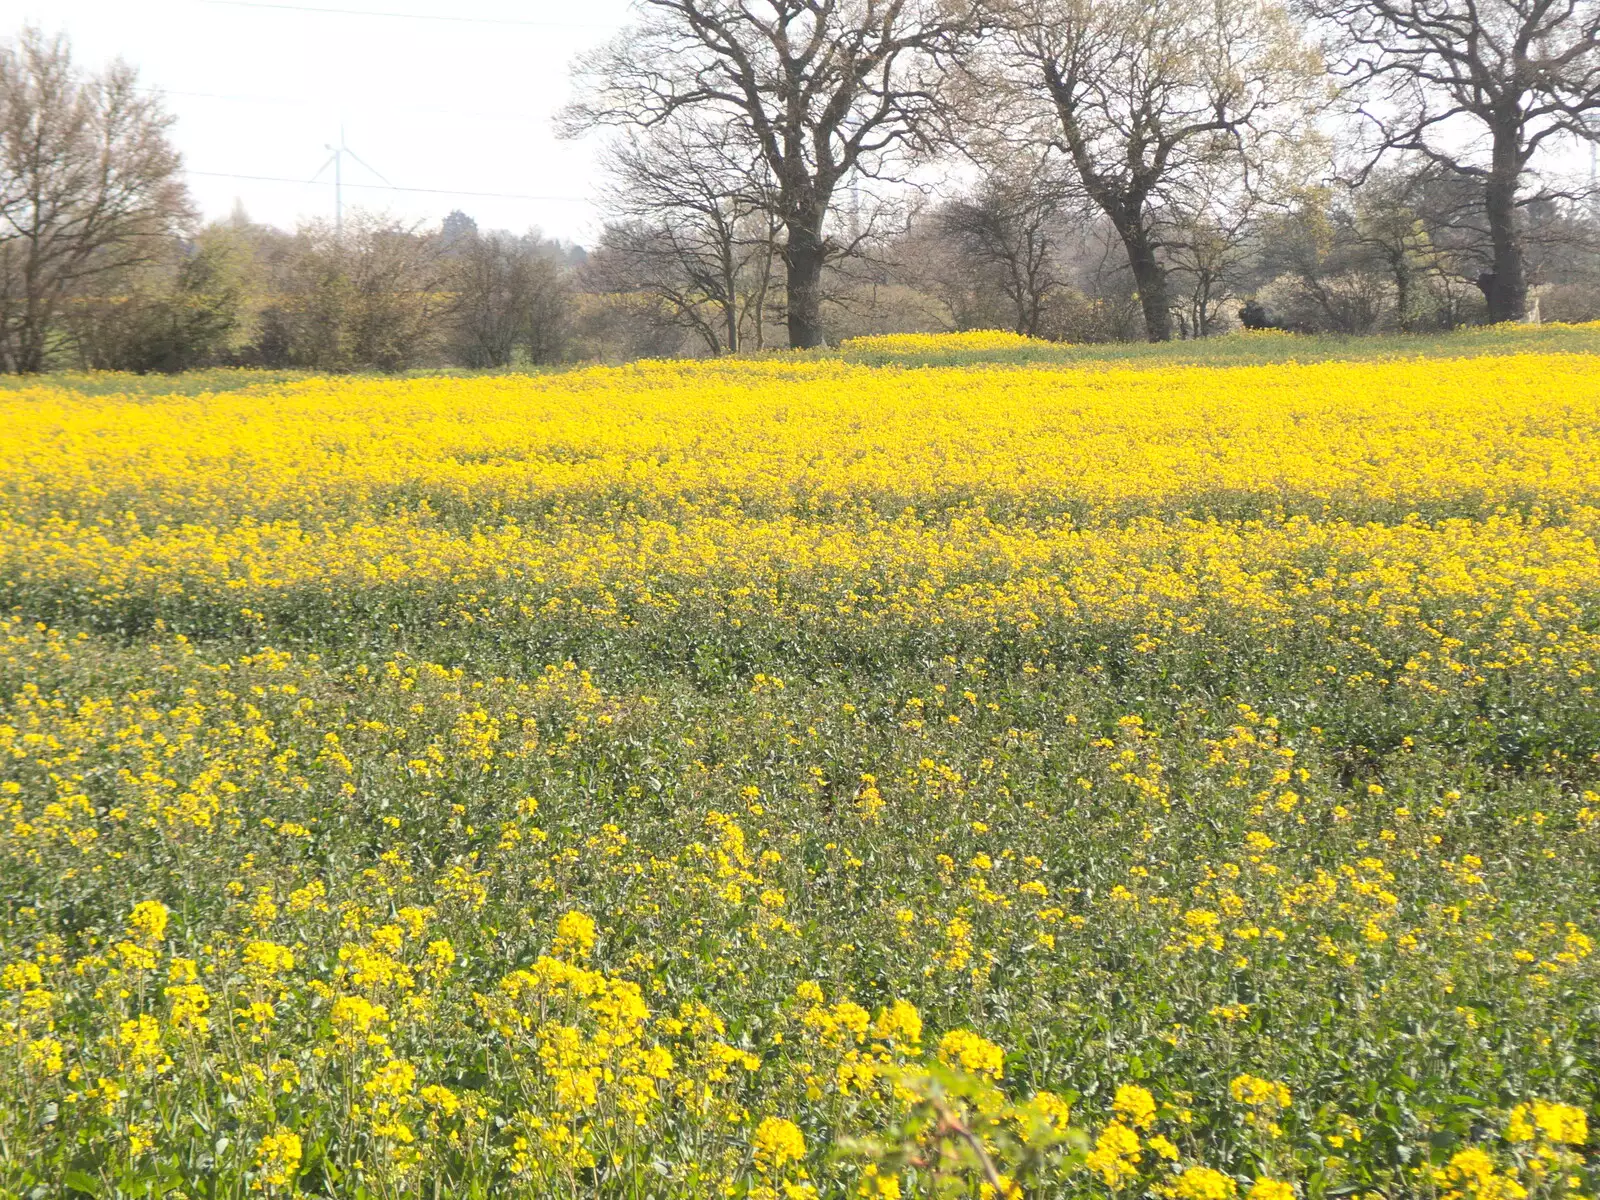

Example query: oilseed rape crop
[839,331,1053,360]
[0,347,1597,1199]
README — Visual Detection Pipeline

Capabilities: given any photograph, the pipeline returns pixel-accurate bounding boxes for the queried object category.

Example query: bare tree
[1166,199,1259,337]
[937,154,1065,335]
[561,0,980,348]
[1347,161,1460,330]
[1306,0,1600,322]
[984,0,1320,340]
[447,229,570,367]
[592,118,779,353]
[0,28,189,372]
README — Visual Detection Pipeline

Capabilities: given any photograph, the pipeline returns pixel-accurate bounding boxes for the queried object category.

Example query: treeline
[7,0,1600,372]
[0,31,583,373]
[560,0,1600,348]
[26,180,1600,374]
[64,211,581,374]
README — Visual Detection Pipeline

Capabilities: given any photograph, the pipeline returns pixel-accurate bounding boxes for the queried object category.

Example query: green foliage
[66,234,247,374]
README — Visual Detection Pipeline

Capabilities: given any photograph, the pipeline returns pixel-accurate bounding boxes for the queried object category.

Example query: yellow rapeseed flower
[1086,1121,1142,1186]
[254,1128,302,1189]
[553,910,598,960]
[1507,1101,1587,1146]
[1113,1083,1159,1130]
[936,1028,1005,1080]
[1230,1075,1291,1109]
[127,900,169,944]
[1171,1166,1238,1200]
[753,1116,807,1173]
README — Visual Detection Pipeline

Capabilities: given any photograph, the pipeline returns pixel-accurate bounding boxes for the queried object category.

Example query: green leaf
[61,1171,100,1198]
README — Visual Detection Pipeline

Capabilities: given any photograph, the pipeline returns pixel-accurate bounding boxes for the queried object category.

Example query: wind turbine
[311,128,392,239]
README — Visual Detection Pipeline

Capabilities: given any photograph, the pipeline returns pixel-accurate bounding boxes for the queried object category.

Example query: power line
[187,168,589,203]
[201,0,615,27]
[144,86,536,124]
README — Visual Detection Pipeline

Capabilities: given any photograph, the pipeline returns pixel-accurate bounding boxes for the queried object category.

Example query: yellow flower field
[0,350,1596,1198]
[840,330,1054,354]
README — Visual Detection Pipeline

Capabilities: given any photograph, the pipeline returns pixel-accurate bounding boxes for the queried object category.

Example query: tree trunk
[783,217,827,349]
[1009,276,1031,337]
[1484,131,1527,323]
[750,233,775,351]
[1198,287,1211,337]
[1393,257,1412,333]
[720,240,740,354]
[1117,221,1173,341]
[16,306,48,373]
[722,264,740,353]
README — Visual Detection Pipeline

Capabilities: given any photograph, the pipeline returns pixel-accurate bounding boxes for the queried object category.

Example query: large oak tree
[562,0,980,349]
[1305,0,1600,322]
[984,0,1319,340]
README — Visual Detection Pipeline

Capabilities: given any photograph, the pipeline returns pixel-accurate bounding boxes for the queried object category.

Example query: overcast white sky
[10,0,635,245]
[13,1,1599,251]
